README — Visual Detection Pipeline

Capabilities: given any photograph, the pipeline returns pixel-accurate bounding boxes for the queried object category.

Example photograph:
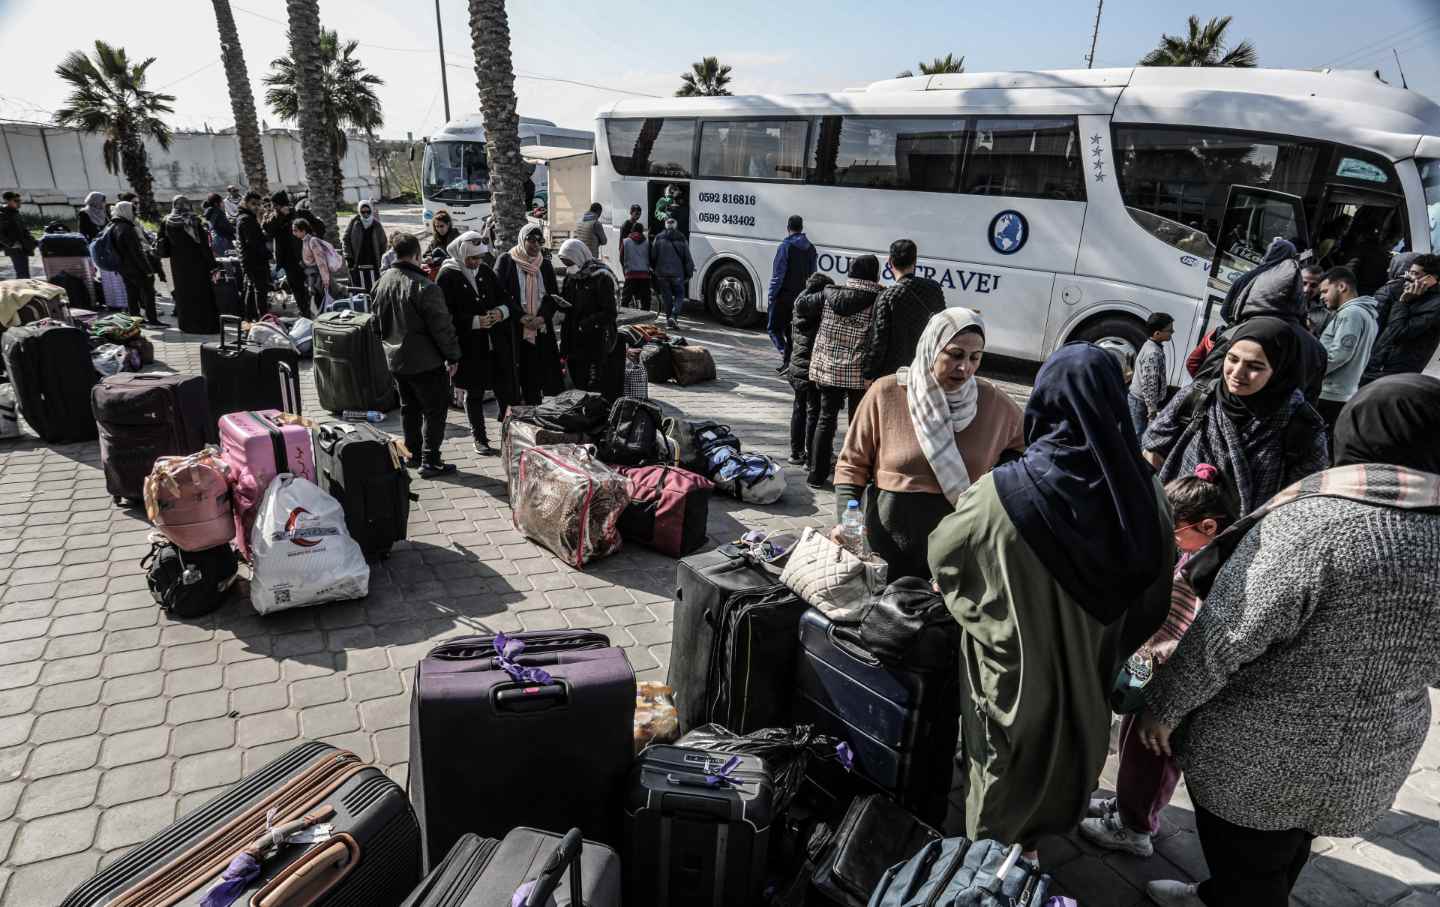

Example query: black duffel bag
[141,537,239,618]
[859,577,962,671]
[532,389,610,435]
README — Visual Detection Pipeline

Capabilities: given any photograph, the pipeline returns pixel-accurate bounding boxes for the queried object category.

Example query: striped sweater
[1145,497,1440,836]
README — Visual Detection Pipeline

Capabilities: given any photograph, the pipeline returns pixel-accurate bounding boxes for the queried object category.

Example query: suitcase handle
[522,828,584,907]
[494,681,568,712]
[220,314,243,352]
[826,623,882,668]
[278,360,299,416]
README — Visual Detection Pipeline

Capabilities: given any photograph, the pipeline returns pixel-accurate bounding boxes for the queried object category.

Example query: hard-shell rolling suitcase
[201,315,301,436]
[219,406,315,562]
[312,416,413,559]
[39,232,96,307]
[60,742,422,907]
[313,309,396,414]
[794,608,961,829]
[212,258,243,320]
[670,547,808,735]
[93,373,211,504]
[409,630,636,870]
[0,322,99,443]
[401,828,621,907]
[624,745,773,907]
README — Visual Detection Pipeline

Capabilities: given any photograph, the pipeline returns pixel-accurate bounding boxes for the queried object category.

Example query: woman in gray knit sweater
[1140,374,1440,907]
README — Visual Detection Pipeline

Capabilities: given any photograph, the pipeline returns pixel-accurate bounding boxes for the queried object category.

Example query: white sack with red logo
[249,473,369,614]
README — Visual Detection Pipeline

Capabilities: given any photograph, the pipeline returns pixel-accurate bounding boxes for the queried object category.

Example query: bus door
[1313,184,1407,292]
[1195,186,1312,346]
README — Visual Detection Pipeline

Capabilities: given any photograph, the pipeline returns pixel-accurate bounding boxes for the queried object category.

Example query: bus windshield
[1422,159,1440,251]
[424,140,490,202]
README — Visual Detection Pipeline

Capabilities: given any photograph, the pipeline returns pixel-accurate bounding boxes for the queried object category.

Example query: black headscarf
[1334,375,1440,474]
[1217,316,1304,423]
[992,343,1167,624]
[1221,238,1298,324]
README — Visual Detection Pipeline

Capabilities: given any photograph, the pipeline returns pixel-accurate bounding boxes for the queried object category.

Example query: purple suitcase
[408,630,636,870]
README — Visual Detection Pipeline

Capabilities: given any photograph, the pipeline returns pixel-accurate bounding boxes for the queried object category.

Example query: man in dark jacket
[1361,253,1440,385]
[372,232,462,477]
[862,238,946,381]
[0,192,36,278]
[782,272,834,465]
[650,218,694,330]
[235,191,271,318]
[110,200,164,325]
[263,191,312,317]
[767,215,818,370]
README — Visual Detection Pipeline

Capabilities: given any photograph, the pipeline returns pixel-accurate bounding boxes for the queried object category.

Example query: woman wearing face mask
[1081,464,1238,860]
[832,308,1024,582]
[557,238,624,402]
[1143,316,1327,515]
[342,199,386,292]
[494,224,563,404]
[438,231,512,453]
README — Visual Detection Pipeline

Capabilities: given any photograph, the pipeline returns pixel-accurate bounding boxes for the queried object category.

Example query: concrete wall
[0,120,380,219]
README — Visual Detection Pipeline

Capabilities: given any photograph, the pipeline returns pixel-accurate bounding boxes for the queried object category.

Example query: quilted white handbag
[779,526,871,622]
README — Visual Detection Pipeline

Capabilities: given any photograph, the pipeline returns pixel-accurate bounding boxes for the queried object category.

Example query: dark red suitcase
[92,372,211,504]
[408,630,636,870]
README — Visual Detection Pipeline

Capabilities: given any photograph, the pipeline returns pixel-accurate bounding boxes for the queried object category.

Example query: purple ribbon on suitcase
[494,632,555,685]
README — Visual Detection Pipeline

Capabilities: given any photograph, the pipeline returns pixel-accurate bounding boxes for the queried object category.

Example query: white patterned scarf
[895,308,984,504]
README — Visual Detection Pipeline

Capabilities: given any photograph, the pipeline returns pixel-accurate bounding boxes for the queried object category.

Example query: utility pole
[1085,0,1104,69]
[1393,48,1409,90]
[435,0,451,122]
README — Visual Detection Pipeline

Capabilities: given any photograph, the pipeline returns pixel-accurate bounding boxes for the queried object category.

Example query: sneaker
[1146,881,1204,907]
[1087,796,1117,818]
[666,318,679,330]
[788,454,808,466]
[420,460,457,478]
[404,456,422,470]
[1080,814,1154,858]
[473,440,497,456]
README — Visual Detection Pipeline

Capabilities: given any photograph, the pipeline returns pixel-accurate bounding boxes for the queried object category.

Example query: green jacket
[372,261,461,375]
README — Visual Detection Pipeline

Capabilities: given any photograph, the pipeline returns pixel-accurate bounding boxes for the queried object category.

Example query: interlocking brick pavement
[0,268,1436,904]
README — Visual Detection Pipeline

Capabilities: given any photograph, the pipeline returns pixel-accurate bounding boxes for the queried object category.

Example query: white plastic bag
[248,320,298,351]
[249,473,369,614]
[0,382,18,440]
[91,343,127,377]
[289,317,315,356]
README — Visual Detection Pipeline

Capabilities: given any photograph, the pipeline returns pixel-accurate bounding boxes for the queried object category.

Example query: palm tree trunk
[121,134,159,220]
[467,0,527,245]
[212,0,269,194]
[286,0,336,243]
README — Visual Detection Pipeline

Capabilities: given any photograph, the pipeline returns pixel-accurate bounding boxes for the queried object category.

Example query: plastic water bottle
[342,410,384,423]
[838,500,867,558]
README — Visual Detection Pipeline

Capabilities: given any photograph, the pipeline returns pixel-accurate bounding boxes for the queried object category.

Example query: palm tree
[467,0,528,244]
[1140,15,1257,67]
[677,57,733,97]
[212,0,268,194]
[53,41,175,220]
[278,2,336,239]
[265,26,384,203]
[896,53,966,79]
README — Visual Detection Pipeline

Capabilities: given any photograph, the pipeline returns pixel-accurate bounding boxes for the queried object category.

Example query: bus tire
[706,261,759,328]
[1072,315,1148,367]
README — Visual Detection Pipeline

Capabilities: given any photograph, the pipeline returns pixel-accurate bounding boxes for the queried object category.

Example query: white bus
[593,68,1440,381]
[421,114,593,231]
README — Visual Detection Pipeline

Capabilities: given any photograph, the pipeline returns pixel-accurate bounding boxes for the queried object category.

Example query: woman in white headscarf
[832,308,1025,581]
[438,230,515,452]
[556,237,623,401]
[78,191,108,242]
[342,198,387,291]
[493,222,562,404]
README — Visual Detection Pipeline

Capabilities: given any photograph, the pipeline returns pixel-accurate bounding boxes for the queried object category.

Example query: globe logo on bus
[988,210,1029,255]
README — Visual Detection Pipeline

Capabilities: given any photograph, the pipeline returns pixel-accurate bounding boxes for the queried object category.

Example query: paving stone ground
[0,268,1437,905]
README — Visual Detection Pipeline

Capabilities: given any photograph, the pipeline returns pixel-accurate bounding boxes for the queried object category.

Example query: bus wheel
[707,262,759,328]
[1073,316,1148,367]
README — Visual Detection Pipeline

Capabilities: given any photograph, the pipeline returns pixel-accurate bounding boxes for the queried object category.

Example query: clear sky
[0,0,1436,138]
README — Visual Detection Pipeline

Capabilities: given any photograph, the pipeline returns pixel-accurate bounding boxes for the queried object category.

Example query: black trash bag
[677,723,852,815]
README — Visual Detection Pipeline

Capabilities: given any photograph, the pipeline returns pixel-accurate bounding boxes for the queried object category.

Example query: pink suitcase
[219,405,315,562]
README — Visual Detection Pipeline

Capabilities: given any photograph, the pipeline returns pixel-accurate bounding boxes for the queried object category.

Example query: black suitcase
[0,322,99,443]
[312,416,413,558]
[38,231,90,258]
[805,793,943,907]
[92,372,211,504]
[624,744,773,907]
[313,309,396,414]
[213,257,243,320]
[61,741,422,907]
[177,281,221,334]
[670,547,808,735]
[409,630,636,870]
[201,315,302,433]
[794,608,960,828]
[401,828,621,907]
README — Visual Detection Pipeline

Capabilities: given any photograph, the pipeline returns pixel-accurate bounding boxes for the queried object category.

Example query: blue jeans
[1127,394,1149,439]
[658,277,686,318]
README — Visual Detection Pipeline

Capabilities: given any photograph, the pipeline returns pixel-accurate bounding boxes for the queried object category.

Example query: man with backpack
[1,192,36,278]
[236,191,271,318]
[650,218,693,330]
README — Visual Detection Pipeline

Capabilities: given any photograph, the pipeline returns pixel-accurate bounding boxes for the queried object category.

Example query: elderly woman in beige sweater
[833,308,1024,581]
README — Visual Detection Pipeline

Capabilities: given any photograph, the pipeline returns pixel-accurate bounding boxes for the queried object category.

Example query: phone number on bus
[697,212,757,226]
[696,192,757,206]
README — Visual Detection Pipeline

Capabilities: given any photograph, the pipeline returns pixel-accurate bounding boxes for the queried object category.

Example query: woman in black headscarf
[928,342,1174,856]
[1138,373,1440,907]
[156,195,217,332]
[1143,317,1327,515]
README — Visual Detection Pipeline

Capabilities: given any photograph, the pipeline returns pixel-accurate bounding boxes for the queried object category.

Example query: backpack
[532,390,610,435]
[1170,379,1322,472]
[711,450,786,505]
[869,837,1050,907]
[319,239,345,273]
[663,417,738,473]
[89,223,123,273]
[599,396,665,466]
[141,537,239,619]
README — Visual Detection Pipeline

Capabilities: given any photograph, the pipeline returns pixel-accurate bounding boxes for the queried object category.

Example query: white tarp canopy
[530,149,592,236]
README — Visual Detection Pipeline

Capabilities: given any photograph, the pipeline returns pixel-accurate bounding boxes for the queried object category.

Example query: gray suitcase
[401,828,621,907]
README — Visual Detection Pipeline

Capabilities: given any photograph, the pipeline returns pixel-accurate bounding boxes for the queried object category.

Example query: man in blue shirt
[768,215,818,371]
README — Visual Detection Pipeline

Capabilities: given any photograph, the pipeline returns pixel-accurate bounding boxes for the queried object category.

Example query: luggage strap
[251,411,289,475]
[110,751,366,907]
